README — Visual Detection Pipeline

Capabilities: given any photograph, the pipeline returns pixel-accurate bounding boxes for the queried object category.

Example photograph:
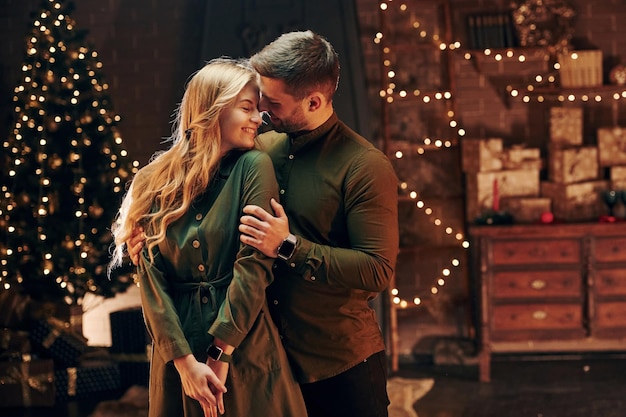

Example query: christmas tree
[0,0,137,307]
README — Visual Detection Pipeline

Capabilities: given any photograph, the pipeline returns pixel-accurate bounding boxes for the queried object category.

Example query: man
[129,31,398,417]
[239,30,398,417]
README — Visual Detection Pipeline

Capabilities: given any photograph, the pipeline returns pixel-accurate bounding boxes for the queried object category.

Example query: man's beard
[269,108,308,134]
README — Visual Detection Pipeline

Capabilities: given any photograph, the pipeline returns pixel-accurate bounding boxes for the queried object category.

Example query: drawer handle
[530,279,547,290]
[532,310,547,320]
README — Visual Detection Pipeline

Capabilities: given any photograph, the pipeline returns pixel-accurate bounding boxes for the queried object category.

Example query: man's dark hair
[250,30,340,101]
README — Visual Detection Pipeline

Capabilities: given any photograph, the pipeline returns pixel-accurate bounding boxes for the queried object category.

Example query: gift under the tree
[29,317,88,367]
[0,357,55,407]
[110,307,150,354]
[54,359,120,402]
[111,352,150,389]
[29,301,85,338]
[0,328,31,360]
[0,289,31,329]
[55,304,84,338]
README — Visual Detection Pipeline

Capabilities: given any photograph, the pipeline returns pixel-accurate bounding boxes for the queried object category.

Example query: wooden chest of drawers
[469,223,626,382]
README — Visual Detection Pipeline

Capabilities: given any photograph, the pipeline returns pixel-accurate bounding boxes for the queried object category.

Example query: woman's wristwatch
[206,344,232,363]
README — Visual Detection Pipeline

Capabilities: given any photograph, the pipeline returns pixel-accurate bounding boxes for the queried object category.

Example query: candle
[493,178,499,212]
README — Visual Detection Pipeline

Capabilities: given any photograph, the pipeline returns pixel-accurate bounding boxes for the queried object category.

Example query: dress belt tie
[171,275,231,310]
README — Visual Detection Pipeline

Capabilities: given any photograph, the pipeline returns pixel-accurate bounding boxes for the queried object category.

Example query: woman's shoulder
[238,148,269,162]
[235,149,274,171]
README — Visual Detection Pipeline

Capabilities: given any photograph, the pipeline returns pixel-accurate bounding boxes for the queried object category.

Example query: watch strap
[206,344,232,363]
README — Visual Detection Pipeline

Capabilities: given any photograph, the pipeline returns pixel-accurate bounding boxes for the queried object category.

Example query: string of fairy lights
[377,1,468,309]
[376,1,626,309]
[458,47,626,103]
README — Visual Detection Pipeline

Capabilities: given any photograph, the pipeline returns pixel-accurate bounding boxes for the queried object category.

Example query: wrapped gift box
[0,328,31,360]
[110,307,150,354]
[598,127,626,166]
[48,303,84,338]
[550,107,583,146]
[541,180,609,221]
[500,197,552,223]
[558,50,603,88]
[54,360,120,402]
[29,318,88,367]
[461,138,503,173]
[29,302,83,337]
[466,169,541,220]
[0,289,31,330]
[0,358,55,407]
[502,146,542,170]
[548,145,599,184]
[111,352,150,389]
[610,166,626,189]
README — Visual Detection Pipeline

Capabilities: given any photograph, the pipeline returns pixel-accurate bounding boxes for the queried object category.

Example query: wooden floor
[4,353,626,417]
[401,353,626,417]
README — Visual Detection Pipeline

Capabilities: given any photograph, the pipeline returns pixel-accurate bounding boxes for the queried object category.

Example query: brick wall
[354,0,626,357]
[355,0,626,149]
[4,0,625,165]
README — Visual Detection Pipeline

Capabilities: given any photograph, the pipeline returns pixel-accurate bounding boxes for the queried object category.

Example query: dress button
[290,262,296,268]
[288,154,294,160]
[310,276,316,281]
[192,240,200,248]
[280,189,285,195]
[201,296,209,304]
[198,264,205,272]
[273,300,279,305]
[273,264,278,269]
[195,213,203,221]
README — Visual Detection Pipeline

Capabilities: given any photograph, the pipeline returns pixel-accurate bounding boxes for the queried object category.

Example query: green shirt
[138,150,306,417]
[257,112,399,383]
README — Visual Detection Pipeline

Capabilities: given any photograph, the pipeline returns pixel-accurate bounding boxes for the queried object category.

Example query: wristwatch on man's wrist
[277,233,297,261]
[206,344,232,363]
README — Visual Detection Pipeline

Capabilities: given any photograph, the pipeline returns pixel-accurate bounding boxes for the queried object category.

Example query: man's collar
[290,112,338,144]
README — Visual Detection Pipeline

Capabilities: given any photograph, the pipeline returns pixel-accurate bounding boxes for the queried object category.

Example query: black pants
[299,350,389,417]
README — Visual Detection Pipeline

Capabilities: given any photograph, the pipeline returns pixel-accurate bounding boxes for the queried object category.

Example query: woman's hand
[174,354,227,415]
[207,359,230,416]
[126,226,145,265]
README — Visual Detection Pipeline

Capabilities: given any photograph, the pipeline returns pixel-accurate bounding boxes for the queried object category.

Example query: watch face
[207,344,231,362]
[278,235,296,259]
[207,344,222,360]
[279,240,295,255]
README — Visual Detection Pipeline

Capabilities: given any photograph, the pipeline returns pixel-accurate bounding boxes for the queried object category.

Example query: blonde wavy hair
[108,58,256,273]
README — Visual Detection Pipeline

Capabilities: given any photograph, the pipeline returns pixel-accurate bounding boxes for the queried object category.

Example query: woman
[108,58,306,417]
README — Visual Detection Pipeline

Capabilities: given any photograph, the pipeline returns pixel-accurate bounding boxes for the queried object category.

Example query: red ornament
[540,211,554,224]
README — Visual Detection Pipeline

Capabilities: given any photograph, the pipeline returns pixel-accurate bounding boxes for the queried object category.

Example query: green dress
[138,150,307,417]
